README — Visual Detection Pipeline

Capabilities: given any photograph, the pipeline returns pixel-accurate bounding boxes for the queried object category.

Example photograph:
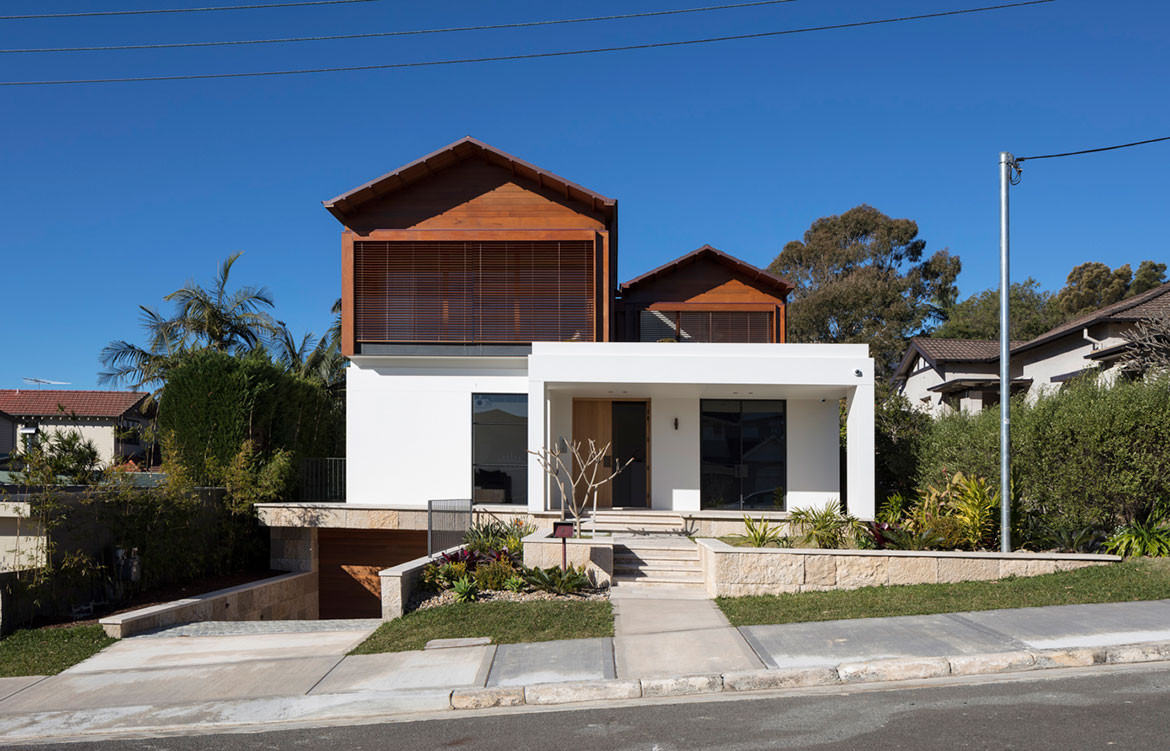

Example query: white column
[845,383,876,520]
[527,381,547,514]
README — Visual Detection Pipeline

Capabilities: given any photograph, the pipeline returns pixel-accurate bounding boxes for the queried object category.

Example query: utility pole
[998,152,1016,553]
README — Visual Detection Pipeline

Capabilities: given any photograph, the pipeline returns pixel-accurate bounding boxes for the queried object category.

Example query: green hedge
[913,376,1170,529]
[158,350,342,486]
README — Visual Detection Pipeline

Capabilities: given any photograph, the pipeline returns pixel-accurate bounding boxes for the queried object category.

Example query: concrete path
[613,595,762,678]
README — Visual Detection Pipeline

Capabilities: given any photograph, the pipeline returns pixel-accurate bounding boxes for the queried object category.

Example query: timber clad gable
[328,139,792,353]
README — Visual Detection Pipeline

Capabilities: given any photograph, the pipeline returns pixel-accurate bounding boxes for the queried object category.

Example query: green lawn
[353,600,614,654]
[0,625,115,677]
[718,558,1170,627]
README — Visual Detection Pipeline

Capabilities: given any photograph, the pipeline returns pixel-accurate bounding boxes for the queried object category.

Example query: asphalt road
[12,664,1170,750]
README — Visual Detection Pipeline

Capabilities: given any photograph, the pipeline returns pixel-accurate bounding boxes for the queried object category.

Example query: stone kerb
[695,538,1120,597]
[379,545,465,621]
[521,532,614,588]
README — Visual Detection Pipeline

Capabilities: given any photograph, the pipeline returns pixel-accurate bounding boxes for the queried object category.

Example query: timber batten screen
[638,309,775,343]
[353,240,596,343]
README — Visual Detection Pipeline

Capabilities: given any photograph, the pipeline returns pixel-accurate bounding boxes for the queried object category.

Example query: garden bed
[407,586,607,613]
[717,557,1170,627]
[353,600,614,654]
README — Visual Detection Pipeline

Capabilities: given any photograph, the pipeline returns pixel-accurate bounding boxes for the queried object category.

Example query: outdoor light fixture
[854,369,863,377]
[673,417,679,430]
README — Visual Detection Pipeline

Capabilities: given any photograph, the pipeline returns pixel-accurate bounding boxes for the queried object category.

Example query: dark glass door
[700,399,786,510]
[611,401,648,507]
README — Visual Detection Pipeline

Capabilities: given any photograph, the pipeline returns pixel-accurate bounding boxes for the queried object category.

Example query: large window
[354,241,595,344]
[700,400,786,510]
[472,393,528,504]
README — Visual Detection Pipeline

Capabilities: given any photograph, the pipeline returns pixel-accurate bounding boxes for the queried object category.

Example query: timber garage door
[318,529,428,619]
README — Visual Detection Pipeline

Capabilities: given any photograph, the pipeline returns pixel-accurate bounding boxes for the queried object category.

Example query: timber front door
[572,399,649,508]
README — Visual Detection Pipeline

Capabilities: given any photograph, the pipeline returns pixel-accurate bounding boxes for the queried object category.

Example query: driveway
[0,620,380,714]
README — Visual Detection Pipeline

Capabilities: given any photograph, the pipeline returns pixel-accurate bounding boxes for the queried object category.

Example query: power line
[0,0,384,21]
[1016,136,1170,162]
[0,0,1057,87]
[0,0,801,54]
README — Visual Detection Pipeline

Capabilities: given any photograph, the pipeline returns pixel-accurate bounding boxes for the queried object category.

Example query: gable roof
[892,337,1023,382]
[0,390,149,419]
[1014,281,1170,354]
[322,136,616,224]
[619,245,793,297]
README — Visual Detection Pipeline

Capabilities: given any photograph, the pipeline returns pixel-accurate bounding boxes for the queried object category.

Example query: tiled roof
[911,338,1004,362]
[0,390,148,419]
[1015,281,1170,353]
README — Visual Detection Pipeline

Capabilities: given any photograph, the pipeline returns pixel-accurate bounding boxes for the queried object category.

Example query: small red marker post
[552,521,574,571]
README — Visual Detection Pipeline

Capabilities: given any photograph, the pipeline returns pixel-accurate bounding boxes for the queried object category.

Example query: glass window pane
[472,393,527,504]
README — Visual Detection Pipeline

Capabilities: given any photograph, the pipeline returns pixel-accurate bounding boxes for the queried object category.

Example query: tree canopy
[768,204,960,376]
[1054,260,1167,317]
[931,278,1063,342]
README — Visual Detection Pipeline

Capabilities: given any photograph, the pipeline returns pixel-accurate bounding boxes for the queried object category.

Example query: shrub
[915,377,1170,533]
[451,576,478,602]
[787,500,866,549]
[1104,516,1170,558]
[503,575,527,593]
[473,558,515,591]
[420,563,443,592]
[523,565,590,595]
[437,561,467,588]
[731,515,785,548]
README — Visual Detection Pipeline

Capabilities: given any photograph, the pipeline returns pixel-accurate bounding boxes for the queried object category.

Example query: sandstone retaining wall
[697,538,1120,597]
[522,534,613,588]
[99,571,318,638]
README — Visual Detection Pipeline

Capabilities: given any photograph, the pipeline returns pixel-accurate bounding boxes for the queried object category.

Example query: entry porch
[524,343,875,519]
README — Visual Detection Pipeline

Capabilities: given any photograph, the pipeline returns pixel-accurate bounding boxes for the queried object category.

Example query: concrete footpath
[3,597,1170,743]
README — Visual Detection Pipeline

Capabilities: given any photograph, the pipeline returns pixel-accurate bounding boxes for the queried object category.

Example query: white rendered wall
[649,397,700,511]
[18,420,118,465]
[347,358,528,506]
[785,399,842,512]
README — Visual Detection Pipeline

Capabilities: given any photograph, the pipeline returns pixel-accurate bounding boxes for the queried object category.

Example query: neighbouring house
[893,281,1170,415]
[0,390,154,466]
[257,137,875,618]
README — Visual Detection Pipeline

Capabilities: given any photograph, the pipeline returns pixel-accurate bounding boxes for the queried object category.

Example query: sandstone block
[1033,647,1106,668]
[640,674,723,697]
[836,556,888,589]
[722,666,838,691]
[451,687,525,709]
[888,556,938,585]
[803,556,836,586]
[1106,643,1170,664]
[937,557,999,583]
[947,651,1036,675]
[838,657,950,683]
[524,679,642,705]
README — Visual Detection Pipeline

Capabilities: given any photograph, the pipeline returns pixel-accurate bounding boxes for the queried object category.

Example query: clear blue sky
[1,0,1166,389]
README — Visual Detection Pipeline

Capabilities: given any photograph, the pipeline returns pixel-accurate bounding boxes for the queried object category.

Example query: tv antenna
[21,377,71,389]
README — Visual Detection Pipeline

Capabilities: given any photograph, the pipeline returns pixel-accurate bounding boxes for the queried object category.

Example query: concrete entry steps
[614,537,704,587]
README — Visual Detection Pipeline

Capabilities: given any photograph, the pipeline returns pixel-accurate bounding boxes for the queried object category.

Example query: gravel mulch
[407,586,609,613]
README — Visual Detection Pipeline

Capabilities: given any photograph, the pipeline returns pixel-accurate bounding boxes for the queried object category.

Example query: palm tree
[99,306,185,393]
[99,252,277,390]
[272,318,345,388]
[164,251,278,351]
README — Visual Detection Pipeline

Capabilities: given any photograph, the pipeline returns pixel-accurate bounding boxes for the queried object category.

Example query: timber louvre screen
[353,240,595,343]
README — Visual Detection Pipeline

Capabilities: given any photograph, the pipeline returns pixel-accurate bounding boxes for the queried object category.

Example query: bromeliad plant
[522,565,590,595]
